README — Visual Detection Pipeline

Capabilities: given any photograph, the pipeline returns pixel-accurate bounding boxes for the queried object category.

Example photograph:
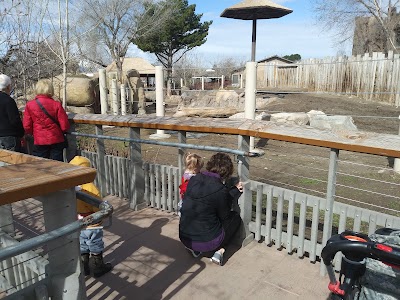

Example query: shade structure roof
[220,0,292,20]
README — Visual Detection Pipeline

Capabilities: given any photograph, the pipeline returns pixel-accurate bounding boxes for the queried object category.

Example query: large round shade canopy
[220,0,292,20]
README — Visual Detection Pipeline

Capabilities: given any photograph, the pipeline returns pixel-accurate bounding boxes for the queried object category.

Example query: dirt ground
[78,92,400,216]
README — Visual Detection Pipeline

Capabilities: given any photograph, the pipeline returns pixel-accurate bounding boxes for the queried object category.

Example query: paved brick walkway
[85,197,331,300]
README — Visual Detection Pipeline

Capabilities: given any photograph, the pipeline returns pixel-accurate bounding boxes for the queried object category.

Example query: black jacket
[0,91,24,138]
[179,172,242,243]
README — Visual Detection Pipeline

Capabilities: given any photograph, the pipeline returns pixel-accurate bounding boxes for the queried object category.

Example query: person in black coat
[0,74,24,152]
[179,152,243,266]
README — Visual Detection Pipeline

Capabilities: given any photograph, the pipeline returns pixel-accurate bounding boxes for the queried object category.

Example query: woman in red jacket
[23,79,70,161]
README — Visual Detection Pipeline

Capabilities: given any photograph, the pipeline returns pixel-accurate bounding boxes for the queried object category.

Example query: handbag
[35,99,68,148]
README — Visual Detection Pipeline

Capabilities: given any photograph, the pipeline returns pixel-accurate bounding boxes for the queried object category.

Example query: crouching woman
[179,152,243,266]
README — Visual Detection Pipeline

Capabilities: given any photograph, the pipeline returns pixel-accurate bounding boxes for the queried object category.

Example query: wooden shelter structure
[106,57,156,87]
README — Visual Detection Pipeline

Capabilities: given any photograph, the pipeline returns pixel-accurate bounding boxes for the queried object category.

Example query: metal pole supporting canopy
[221,0,292,61]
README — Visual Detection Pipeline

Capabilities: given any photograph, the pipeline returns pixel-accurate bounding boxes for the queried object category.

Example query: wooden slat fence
[259,51,400,106]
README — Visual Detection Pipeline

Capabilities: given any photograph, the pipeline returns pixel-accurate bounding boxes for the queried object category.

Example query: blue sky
[132,0,351,66]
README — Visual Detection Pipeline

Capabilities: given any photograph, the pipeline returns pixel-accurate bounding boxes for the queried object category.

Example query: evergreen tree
[283,54,301,62]
[134,0,212,90]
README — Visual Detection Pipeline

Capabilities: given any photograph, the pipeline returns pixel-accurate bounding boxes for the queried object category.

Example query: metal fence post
[40,188,86,300]
[129,128,146,210]
[236,135,254,247]
[320,148,339,275]
[178,131,187,180]
[65,122,77,162]
[96,125,107,197]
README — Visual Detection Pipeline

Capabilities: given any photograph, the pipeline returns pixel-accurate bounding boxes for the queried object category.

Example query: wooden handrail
[69,113,400,158]
[0,149,96,205]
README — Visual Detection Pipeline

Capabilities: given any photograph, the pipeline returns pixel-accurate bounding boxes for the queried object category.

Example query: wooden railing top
[69,113,400,158]
[0,150,96,205]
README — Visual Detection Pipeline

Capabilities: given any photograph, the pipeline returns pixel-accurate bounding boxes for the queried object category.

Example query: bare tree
[313,0,400,54]
[211,56,246,80]
[173,51,207,87]
[77,0,173,81]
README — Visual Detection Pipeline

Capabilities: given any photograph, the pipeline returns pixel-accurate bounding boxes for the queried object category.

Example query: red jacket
[23,95,70,145]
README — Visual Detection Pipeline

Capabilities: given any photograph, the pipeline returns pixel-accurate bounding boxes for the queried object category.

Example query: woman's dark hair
[206,153,234,180]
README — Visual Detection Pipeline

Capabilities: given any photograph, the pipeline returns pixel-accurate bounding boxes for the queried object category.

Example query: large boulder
[229,112,271,121]
[53,76,100,111]
[270,112,310,125]
[173,107,238,118]
[310,115,358,131]
[215,90,239,106]
[67,106,94,114]
[165,95,182,105]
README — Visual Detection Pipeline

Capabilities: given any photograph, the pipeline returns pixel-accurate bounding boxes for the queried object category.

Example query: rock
[53,76,100,109]
[174,107,238,118]
[165,95,182,105]
[256,112,271,121]
[310,115,358,131]
[270,112,310,125]
[67,106,94,114]
[215,90,239,107]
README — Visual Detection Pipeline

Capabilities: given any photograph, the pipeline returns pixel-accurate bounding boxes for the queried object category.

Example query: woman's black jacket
[179,172,241,243]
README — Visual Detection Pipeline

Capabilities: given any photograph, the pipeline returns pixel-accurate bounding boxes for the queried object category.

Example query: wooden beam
[69,114,400,158]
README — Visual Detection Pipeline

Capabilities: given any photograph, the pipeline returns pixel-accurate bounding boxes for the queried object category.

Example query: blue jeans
[32,142,64,161]
[80,229,105,254]
[0,136,21,152]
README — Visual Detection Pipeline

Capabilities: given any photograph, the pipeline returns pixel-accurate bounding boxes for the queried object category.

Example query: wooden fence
[259,51,400,106]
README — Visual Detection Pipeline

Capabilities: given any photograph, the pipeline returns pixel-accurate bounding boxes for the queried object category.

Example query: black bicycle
[321,228,400,300]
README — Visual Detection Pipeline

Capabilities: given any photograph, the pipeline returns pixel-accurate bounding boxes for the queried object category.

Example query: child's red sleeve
[179,177,189,197]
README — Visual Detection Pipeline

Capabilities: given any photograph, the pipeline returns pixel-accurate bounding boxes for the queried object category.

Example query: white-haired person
[0,74,24,152]
[23,79,69,161]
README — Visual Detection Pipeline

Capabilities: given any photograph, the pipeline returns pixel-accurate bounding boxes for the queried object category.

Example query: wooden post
[320,148,339,275]
[40,189,86,300]
[201,77,205,91]
[96,125,107,197]
[236,135,254,247]
[99,69,108,114]
[221,75,225,89]
[129,128,146,210]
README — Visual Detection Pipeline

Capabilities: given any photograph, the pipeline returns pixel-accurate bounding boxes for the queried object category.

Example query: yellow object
[69,156,100,219]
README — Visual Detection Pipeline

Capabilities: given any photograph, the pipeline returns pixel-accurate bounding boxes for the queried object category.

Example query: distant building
[231,55,296,88]
[352,10,400,56]
[106,57,156,87]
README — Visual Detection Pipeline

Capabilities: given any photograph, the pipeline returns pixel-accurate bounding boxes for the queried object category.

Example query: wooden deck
[87,196,331,300]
